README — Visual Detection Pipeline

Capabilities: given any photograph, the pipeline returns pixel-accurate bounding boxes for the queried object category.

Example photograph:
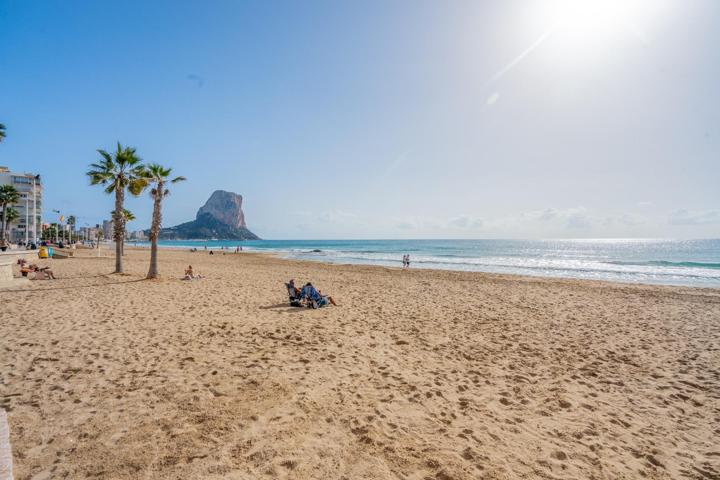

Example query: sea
[135,238,720,288]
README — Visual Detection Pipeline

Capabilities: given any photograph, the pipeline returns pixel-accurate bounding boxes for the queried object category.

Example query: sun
[548,0,632,32]
[530,0,657,57]
[486,0,667,86]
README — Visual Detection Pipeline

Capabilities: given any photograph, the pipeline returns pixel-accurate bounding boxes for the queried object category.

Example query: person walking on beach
[406,254,411,268]
[402,254,407,268]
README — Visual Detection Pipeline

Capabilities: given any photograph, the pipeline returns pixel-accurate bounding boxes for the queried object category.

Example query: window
[12,176,32,185]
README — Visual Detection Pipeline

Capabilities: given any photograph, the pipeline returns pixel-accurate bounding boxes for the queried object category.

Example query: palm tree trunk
[147,187,163,279]
[0,206,6,247]
[114,187,124,273]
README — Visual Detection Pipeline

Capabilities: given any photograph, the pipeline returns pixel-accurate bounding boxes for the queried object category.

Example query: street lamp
[24,194,29,246]
[52,209,61,243]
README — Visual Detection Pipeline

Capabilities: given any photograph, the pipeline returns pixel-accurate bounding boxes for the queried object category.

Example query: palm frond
[87,171,113,185]
[97,149,113,164]
[121,208,136,221]
[127,178,148,196]
[88,162,109,171]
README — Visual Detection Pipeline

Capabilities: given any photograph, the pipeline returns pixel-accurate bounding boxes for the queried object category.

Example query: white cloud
[448,214,483,229]
[524,206,591,229]
[566,210,591,229]
[395,220,417,230]
[522,208,558,221]
[540,209,558,221]
[318,209,359,224]
[669,209,720,225]
[617,213,646,226]
[394,216,429,230]
[291,209,366,230]
[394,214,483,231]
[448,215,469,228]
[498,207,656,233]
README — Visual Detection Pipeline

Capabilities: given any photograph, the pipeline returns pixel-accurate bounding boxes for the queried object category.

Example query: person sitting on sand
[20,264,56,279]
[18,259,38,275]
[300,282,337,308]
[183,265,203,280]
[19,263,34,276]
[288,279,301,297]
[39,266,56,279]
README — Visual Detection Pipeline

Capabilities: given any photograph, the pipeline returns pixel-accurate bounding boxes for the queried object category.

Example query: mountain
[197,190,247,229]
[158,190,260,240]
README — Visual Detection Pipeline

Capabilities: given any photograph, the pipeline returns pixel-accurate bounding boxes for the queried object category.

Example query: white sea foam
[148,239,720,287]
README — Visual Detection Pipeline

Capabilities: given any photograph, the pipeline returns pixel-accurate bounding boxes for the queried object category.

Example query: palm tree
[0,123,6,143]
[2,207,19,244]
[67,215,76,243]
[95,228,104,249]
[112,208,136,255]
[144,164,185,279]
[0,185,20,248]
[86,143,147,273]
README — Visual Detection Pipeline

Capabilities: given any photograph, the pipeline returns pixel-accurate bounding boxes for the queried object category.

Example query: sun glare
[548,0,631,32]
[485,0,668,86]
[526,0,660,59]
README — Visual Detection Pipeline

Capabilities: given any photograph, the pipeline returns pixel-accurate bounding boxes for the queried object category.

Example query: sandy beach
[1,247,719,480]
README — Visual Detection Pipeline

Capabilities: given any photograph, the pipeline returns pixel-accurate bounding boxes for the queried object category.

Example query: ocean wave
[285,250,720,282]
[151,239,720,287]
[606,260,720,269]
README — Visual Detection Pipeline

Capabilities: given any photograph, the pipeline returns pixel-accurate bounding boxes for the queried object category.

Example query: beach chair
[286,283,303,307]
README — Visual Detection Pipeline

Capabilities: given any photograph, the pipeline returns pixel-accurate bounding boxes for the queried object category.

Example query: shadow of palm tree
[46,273,110,280]
[1,277,148,294]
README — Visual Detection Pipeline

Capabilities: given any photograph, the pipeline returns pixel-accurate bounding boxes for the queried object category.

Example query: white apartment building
[79,226,100,242]
[128,230,147,240]
[0,166,43,243]
[102,219,113,239]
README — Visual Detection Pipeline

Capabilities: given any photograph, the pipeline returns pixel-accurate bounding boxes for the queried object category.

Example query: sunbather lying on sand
[300,282,337,308]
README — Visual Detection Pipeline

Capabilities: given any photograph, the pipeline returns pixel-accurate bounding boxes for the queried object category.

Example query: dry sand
[1,247,719,480]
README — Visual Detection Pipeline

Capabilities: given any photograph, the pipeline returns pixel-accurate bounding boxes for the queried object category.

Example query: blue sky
[1,0,718,239]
